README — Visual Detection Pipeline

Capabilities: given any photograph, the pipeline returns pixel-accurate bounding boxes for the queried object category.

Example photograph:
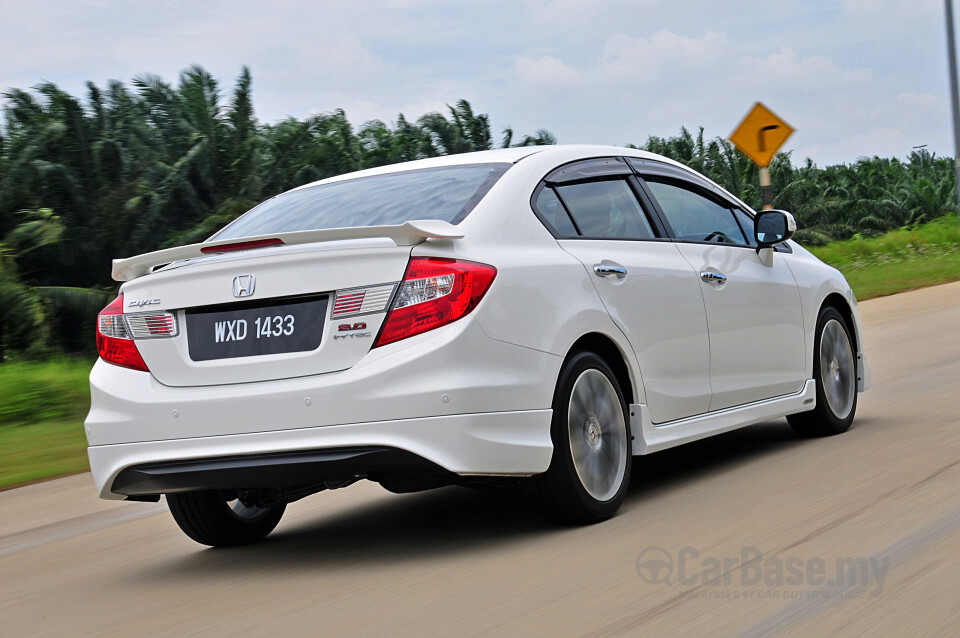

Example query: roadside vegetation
[0,358,92,489]
[1,64,958,360]
[809,215,960,300]
[0,66,555,361]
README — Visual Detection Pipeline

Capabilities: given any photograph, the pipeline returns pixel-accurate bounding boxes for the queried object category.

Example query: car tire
[787,306,858,437]
[532,351,631,524]
[166,490,286,547]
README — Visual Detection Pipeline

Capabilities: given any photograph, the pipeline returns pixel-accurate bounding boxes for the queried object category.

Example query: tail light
[96,295,179,371]
[374,258,496,348]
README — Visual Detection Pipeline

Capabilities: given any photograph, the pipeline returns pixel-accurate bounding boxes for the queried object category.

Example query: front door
[641,177,807,411]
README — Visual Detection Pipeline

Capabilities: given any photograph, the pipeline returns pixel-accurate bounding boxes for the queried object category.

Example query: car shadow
[627,418,812,496]
[134,418,856,579]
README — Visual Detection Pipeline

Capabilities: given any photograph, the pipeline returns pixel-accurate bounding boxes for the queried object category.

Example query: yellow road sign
[729,102,794,168]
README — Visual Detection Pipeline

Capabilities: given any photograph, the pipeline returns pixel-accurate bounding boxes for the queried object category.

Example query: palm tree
[0,209,111,361]
[502,127,557,147]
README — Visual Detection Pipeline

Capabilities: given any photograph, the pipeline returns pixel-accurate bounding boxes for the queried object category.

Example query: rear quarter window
[534,187,578,236]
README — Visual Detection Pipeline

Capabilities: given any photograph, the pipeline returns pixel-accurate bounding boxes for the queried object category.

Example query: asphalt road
[3,282,960,637]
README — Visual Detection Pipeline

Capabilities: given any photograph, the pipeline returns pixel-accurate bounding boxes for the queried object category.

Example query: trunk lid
[122,238,409,387]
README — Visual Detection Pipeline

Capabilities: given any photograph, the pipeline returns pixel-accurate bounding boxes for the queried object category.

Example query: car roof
[287,145,692,193]
[287,147,547,192]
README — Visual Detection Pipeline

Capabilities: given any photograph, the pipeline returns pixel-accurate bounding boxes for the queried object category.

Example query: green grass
[809,215,960,300]
[0,420,90,488]
[0,358,93,490]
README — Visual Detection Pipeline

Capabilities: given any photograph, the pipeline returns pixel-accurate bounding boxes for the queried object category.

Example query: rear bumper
[85,315,559,500]
[88,409,553,499]
[84,318,560,446]
[110,446,448,497]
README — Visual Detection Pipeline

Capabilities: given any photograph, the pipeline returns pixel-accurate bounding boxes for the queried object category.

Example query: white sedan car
[86,145,869,546]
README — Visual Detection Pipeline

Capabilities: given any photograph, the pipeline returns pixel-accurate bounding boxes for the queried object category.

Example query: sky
[0,0,952,165]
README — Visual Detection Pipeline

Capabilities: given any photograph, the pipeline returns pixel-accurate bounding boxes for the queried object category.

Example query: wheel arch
[821,292,858,352]
[564,332,637,406]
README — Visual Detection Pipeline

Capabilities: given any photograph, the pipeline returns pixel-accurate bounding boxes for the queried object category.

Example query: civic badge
[232,275,256,298]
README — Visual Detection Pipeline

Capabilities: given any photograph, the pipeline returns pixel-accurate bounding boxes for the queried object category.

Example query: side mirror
[754,210,797,247]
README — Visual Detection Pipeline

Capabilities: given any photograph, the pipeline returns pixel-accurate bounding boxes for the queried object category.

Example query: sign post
[944,0,960,226]
[729,103,794,210]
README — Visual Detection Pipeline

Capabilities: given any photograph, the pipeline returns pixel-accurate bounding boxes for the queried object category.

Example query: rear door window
[555,179,655,239]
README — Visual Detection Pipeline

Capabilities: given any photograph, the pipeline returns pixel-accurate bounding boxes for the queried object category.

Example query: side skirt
[630,379,817,455]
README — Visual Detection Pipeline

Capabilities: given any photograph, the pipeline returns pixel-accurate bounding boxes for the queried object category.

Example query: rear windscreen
[212,163,511,240]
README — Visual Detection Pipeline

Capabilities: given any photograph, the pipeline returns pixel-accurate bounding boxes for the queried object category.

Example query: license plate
[186,297,328,361]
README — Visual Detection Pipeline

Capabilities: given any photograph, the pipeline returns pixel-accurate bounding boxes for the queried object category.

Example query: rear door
[634,164,807,410]
[535,158,712,424]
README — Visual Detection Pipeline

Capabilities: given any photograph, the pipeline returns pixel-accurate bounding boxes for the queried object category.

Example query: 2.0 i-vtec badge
[333,322,371,340]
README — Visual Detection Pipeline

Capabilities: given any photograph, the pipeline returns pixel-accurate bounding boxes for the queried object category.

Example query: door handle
[700,271,727,284]
[594,264,627,279]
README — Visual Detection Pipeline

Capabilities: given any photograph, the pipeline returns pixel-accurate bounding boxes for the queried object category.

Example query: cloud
[514,55,581,87]
[743,47,872,90]
[599,30,732,82]
[295,37,386,81]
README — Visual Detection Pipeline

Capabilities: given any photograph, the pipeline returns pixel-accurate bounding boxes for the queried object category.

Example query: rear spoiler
[111,219,464,282]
